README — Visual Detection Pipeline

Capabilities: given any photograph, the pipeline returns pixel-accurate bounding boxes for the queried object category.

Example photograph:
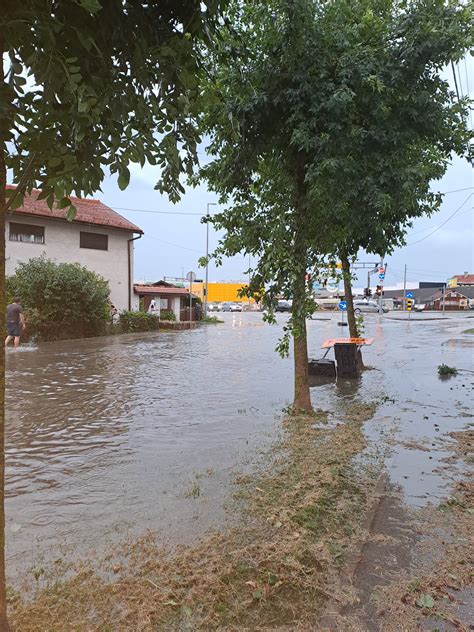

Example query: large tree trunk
[292,155,312,415]
[340,248,364,369]
[292,271,312,414]
[340,249,358,338]
[0,38,8,630]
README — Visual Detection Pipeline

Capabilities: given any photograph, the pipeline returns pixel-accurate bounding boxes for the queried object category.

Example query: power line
[406,193,473,246]
[409,202,472,236]
[463,57,474,129]
[451,60,462,104]
[113,187,472,218]
[439,186,473,195]
[115,206,204,217]
[145,233,203,254]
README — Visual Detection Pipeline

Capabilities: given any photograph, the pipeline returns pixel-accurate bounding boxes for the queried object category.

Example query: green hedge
[119,311,160,333]
[160,309,176,321]
[7,256,110,341]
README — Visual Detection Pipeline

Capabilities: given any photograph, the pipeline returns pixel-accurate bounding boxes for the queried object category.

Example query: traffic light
[368,288,372,297]
[364,287,369,298]
[375,285,382,296]
[406,299,413,311]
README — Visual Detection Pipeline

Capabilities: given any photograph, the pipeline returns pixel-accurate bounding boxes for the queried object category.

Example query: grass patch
[201,315,224,324]
[369,428,474,631]
[437,364,458,377]
[463,328,474,334]
[10,403,380,631]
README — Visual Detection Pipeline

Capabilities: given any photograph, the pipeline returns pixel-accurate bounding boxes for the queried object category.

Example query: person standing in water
[5,297,25,349]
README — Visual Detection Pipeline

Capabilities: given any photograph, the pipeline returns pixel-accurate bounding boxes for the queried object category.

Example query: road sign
[406,291,414,299]
[186,271,196,282]
[338,301,347,311]
[378,266,385,274]
[326,278,339,293]
[406,299,413,311]
[378,273,385,280]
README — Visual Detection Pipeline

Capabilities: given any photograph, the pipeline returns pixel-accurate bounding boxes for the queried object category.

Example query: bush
[438,364,458,377]
[7,256,110,340]
[201,315,224,324]
[119,311,160,332]
[160,309,176,322]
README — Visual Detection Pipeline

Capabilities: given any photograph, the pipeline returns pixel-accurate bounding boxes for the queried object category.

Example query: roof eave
[9,209,143,234]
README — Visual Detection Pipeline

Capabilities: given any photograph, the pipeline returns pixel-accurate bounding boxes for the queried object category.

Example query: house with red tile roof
[447,273,474,288]
[6,185,143,312]
[133,284,200,322]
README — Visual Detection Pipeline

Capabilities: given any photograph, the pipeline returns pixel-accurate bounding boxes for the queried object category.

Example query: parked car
[207,302,219,312]
[275,299,292,312]
[353,299,388,314]
[230,303,243,312]
[414,303,426,312]
[221,302,233,312]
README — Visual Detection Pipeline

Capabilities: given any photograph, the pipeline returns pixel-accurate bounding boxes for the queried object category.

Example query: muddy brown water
[5,312,474,583]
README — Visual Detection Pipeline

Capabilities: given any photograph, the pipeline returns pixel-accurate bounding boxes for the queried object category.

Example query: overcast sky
[99,60,473,289]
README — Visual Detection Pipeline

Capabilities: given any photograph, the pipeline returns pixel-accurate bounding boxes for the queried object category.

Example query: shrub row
[119,311,160,333]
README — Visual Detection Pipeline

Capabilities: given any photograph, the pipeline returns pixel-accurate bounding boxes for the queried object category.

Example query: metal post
[204,202,217,317]
[189,279,192,323]
[442,286,446,317]
[403,264,407,312]
[378,258,386,314]
[248,253,251,309]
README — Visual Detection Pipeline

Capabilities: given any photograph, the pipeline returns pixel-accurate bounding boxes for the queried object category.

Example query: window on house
[80,231,108,250]
[9,222,45,244]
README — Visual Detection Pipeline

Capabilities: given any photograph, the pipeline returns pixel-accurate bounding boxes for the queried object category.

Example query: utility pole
[403,264,407,311]
[378,258,387,314]
[204,202,217,317]
[248,253,251,309]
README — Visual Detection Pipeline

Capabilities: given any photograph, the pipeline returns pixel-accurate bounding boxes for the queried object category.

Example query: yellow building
[191,282,255,303]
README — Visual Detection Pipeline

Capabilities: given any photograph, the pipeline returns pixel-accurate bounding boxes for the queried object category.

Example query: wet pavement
[5,311,474,583]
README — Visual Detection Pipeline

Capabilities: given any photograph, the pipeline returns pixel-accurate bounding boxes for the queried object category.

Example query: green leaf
[76,0,102,14]
[416,594,435,609]
[253,588,263,600]
[268,573,278,586]
[66,204,77,221]
[117,167,130,191]
[57,196,71,209]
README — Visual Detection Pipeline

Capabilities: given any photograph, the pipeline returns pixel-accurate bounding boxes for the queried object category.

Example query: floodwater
[5,312,474,582]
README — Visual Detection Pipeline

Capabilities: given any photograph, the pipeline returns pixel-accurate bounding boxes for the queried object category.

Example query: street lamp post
[204,202,217,317]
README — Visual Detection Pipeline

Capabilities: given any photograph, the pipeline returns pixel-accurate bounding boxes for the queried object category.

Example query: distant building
[191,282,255,304]
[133,283,199,321]
[6,185,143,311]
[447,273,474,288]
[419,281,446,289]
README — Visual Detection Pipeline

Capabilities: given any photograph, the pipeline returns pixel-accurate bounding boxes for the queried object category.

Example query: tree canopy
[1,0,225,208]
[199,0,472,404]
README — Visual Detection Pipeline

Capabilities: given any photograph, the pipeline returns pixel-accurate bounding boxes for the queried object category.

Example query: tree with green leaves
[302,0,472,337]
[0,0,224,626]
[200,0,472,407]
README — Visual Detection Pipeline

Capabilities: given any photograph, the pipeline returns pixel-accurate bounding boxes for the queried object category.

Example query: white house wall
[6,215,138,312]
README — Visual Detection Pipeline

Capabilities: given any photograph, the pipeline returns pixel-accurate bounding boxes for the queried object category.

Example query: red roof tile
[134,285,190,296]
[452,274,474,284]
[6,185,143,234]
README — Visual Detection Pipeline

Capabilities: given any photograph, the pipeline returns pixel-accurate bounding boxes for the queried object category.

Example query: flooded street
[6,312,474,583]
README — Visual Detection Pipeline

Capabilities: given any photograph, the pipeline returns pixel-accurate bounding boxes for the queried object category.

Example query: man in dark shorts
[5,297,25,348]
